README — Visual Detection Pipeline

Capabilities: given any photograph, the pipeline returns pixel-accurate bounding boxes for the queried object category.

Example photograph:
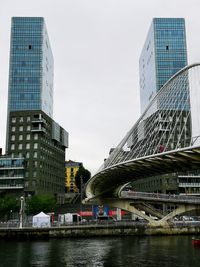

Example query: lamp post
[80,175,83,214]
[19,196,24,229]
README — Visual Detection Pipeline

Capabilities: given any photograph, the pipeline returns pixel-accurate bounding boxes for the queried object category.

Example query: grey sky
[0,0,200,174]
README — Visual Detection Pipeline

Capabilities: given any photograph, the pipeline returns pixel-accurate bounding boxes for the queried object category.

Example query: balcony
[0,184,24,189]
[31,117,46,124]
[0,176,24,180]
[31,124,46,132]
[179,183,200,188]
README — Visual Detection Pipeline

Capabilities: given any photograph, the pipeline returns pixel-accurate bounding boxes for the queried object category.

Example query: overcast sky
[0,0,200,174]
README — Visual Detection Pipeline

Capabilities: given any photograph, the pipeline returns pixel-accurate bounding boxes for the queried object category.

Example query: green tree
[26,194,56,215]
[0,196,19,219]
[75,165,91,190]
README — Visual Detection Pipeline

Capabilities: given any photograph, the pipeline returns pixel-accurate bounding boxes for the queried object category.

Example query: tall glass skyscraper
[8,17,53,117]
[139,18,188,113]
[5,17,68,201]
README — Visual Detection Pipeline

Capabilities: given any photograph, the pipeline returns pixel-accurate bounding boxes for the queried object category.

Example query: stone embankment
[0,223,200,239]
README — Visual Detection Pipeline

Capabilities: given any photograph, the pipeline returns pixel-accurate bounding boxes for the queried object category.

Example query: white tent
[32,212,51,228]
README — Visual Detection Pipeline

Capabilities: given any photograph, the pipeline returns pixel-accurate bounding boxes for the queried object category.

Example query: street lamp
[19,196,24,229]
[80,175,83,213]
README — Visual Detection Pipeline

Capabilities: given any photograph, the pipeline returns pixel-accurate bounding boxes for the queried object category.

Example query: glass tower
[139,18,188,113]
[8,17,53,117]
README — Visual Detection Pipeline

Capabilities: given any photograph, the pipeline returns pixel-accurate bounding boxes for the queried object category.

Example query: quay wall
[0,224,200,239]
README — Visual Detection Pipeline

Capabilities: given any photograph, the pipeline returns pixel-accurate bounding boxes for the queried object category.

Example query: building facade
[65,160,82,193]
[5,17,68,202]
[139,18,188,113]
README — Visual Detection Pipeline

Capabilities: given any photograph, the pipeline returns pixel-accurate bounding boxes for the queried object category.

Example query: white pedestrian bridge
[85,63,200,226]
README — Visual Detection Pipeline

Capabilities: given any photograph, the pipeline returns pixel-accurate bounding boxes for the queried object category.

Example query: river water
[0,235,200,267]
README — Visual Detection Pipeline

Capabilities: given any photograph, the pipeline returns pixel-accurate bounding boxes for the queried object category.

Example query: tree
[75,165,91,190]
[0,196,19,219]
[25,194,56,215]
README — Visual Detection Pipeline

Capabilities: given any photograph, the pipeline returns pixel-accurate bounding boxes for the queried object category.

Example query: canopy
[32,211,51,228]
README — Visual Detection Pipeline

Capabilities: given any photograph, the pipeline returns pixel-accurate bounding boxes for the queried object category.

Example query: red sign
[78,210,126,216]
[78,211,93,216]
[109,210,126,216]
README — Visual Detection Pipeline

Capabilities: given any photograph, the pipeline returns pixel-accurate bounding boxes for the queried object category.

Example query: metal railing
[1,220,200,229]
[121,190,200,204]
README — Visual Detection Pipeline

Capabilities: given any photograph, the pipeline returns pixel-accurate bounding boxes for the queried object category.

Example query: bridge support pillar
[159,204,200,223]
[102,198,169,227]
[116,208,121,221]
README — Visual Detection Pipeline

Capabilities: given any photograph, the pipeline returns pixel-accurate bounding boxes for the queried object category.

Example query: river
[0,235,200,266]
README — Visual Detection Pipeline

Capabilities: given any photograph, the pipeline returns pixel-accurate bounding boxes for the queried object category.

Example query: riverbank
[1,223,200,239]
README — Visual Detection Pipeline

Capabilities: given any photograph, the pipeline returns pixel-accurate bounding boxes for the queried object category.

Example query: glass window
[19,126,23,131]
[34,143,38,149]
[26,152,30,158]
[18,144,23,150]
[26,134,30,140]
[19,134,23,141]
[11,126,16,132]
[27,125,31,131]
[11,135,15,141]
[33,161,37,167]
[27,116,31,122]
[11,144,15,150]
[19,117,23,122]
[18,152,23,157]
[33,151,37,158]
[26,143,30,149]
[34,133,38,140]
[11,117,16,123]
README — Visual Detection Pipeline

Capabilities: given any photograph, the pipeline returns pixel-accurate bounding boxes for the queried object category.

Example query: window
[34,143,38,149]
[29,45,32,50]
[11,126,16,132]
[33,161,37,167]
[19,135,23,141]
[18,152,23,157]
[21,61,26,67]
[18,144,23,150]
[27,125,31,131]
[27,116,31,122]
[26,134,30,140]
[11,117,16,123]
[19,117,23,122]
[11,135,15,141]
[26,143,30,149]
[26,152,30,158]
[34,133,38,140]
[11,144,15,150]
[19,126,23,132]
[33,152,37,158]
[166,45,169,50]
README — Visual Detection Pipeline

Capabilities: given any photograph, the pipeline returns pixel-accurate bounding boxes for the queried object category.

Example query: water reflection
[0,236,200,267]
